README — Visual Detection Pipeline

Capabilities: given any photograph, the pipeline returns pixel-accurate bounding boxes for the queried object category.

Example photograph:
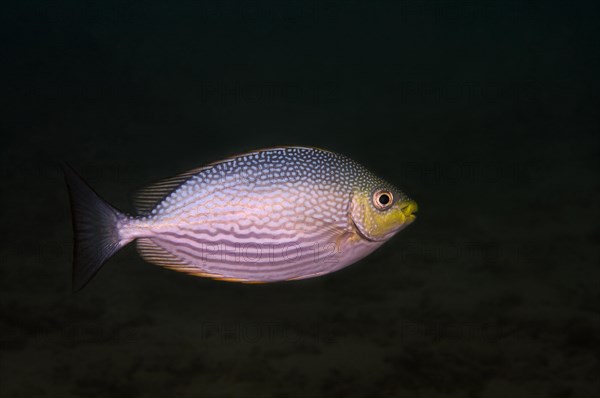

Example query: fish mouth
[399,199,418,223]
[386,199,418,236]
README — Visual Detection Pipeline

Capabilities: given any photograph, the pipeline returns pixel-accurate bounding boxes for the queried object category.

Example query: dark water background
[2,1,599,397]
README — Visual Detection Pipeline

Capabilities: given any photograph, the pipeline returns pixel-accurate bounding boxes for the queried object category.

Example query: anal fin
[137,238,189,268]
[136,238,244,281]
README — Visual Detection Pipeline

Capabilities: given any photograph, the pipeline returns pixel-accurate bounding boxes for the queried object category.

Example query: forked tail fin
[63,164,128,291]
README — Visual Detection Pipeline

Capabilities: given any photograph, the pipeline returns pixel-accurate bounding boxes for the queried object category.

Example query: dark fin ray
[63,164,127,291]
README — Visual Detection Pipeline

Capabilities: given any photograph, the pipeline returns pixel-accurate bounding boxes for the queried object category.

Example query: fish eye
[373,190,393,210]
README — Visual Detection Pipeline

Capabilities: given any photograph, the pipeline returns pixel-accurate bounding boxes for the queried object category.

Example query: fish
[64,146,418,291]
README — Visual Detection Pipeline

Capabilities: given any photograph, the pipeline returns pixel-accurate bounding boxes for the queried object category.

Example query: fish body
[64,147,417,290]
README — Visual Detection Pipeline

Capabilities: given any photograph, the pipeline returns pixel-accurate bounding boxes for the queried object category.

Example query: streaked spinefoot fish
[64,146,418,290]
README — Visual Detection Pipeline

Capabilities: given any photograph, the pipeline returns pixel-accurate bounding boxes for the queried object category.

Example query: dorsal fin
[133,147,293,214]
[133,167,206,214]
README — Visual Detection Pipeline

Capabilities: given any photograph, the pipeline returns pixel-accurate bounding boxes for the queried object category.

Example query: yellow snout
[398,199,418,224]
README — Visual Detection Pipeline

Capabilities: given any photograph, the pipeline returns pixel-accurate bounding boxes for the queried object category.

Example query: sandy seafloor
[1,2,599,397]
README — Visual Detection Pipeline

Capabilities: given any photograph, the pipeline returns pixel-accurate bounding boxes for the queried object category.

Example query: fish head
[350,184,418,242]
